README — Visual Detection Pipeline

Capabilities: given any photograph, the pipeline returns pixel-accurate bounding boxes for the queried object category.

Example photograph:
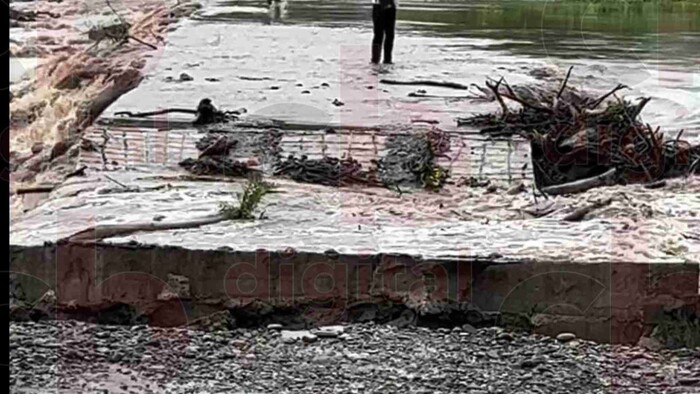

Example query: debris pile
[179,133,254,177]
[178,125,283,178]
[376,129,451,190]
[178,121,451,191]
[179,157,252,177]
[458,67,700,193]
[274,156,379,187]
[272,129,451,190]
[196,134,238,155]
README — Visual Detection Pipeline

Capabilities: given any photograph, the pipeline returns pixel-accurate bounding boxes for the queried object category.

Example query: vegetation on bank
[219,178,275,220]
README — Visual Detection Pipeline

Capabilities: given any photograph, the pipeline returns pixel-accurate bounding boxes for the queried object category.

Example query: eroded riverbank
[9,0,202,187]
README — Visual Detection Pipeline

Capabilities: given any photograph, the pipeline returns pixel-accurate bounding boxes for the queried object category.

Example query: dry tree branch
[500,80,553,114]
[379,79,470,90]
[115,108,198,117]
[485,77,510,119]
[105,0,128,25]
[556,66,574,101]
[563,198,613,222]
[65,214,228,243]
[587,83,628,110]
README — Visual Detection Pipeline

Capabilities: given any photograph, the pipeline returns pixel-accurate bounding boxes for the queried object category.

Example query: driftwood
[506,182,526,195]
[541,168,618,196]
[408,92,485,100]
[65,165,88,179]
[380,79,470,90]
[520,201,557,218]
[563,198,613,222]
[14,185,56,195]
[65,214,228,243]
[103,174,129,189]
[644,180,667,189]
[114,108,197,117]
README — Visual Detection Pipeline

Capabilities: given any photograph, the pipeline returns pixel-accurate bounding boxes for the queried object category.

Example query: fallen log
[408,92,485,100]
[644,180,667,189]
[114,108,197,117]
[65,214,228,243]
[380,79,470,90]
[541,168,618,196]
[563,198,613,222]
[65,165,88,179]
[14,185,56,195]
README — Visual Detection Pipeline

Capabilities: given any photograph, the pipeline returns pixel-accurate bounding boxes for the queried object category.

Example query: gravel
[10,320,700,394]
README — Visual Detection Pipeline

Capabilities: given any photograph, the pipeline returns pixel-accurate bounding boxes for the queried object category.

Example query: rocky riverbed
[10,320,700,393]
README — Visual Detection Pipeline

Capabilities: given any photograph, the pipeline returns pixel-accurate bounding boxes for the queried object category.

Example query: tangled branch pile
[179,134,254,177]
[459,67,700,191]
[271,129,451,190]
[180,126,452,191]
[274,156,379,187]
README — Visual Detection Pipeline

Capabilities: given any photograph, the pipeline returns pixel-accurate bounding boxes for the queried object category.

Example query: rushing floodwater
[110,0,700,139]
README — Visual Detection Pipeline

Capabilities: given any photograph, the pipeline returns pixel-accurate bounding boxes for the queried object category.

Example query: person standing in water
[371,0,397,64]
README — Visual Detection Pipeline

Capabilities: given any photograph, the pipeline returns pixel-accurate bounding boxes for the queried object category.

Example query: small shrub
[218,178,274,220]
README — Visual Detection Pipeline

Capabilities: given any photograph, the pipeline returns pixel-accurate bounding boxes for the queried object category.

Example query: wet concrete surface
[10,168,700,263]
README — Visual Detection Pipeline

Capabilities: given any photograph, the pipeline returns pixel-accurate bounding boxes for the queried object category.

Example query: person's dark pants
[372,5,396,64]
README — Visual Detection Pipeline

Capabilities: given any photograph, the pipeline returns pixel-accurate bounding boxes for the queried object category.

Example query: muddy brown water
[106,0,699,141]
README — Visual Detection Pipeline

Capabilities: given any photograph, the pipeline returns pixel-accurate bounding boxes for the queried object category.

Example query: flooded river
[108,0,699,139]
